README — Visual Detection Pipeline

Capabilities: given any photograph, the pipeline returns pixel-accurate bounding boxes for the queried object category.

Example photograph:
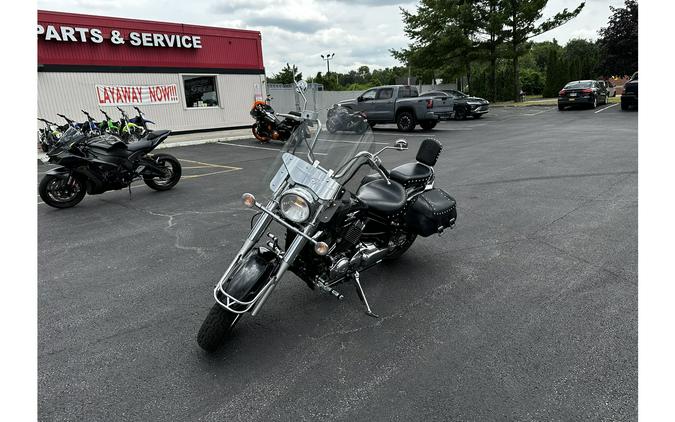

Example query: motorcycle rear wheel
[144,154,182,191]
[197,303,241,352]
[384,233,417,260]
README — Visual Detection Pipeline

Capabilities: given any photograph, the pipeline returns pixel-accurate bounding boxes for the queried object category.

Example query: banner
[96,84,179,106]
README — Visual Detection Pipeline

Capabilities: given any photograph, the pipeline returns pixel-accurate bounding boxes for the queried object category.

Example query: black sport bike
[39,127,181,208]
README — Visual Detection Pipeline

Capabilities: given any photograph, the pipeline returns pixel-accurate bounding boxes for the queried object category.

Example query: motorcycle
[129,106,155,132]
[37,118,63,152]
[197,80,457,351]
[80,110,102,137]
[116,107,146,142]
[250,93,306,143]
[326,105,369,134]
[38,126,181,208]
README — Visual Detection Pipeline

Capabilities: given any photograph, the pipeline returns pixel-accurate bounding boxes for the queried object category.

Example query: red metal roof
[38,10,264,72]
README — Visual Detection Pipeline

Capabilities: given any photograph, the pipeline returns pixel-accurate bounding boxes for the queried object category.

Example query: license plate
[569,93,577,97]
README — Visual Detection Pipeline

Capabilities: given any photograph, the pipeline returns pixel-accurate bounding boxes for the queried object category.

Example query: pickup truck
[336,85,453,131]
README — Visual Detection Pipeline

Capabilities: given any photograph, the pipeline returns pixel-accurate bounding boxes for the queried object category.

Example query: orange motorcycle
[250,96,304,143]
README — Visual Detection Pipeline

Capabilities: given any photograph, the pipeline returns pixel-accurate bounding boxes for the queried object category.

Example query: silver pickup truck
[336,85,453,131]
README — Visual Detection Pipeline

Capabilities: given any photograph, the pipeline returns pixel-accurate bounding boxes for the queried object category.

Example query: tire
[385,233,417,261]
[591,96,598,109]
[473,114,482,119]
[355,120,369,135]
[39,174,86,209]
[558,104,565,111]
[252,124,269,142]
[453,107,467,120]
[326,118,338,134]
[396,111,416,132]
[420,121,437,131]
[197,303,241,352]
[621,101,629,111]
[143,154,182,191]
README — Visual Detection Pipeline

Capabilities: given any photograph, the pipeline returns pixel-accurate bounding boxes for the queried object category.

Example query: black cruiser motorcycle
[197,82,457,352]
[39,127,181,208]
[326,104,369,134]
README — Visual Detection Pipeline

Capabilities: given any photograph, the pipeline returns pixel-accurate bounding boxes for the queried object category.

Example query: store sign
[96,84,179,106]
[37,25,202,49]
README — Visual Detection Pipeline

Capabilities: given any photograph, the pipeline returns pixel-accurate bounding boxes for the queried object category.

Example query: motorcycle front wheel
[39,174,86,209]
[197,303,241,352]
[252,124,270,142]
[326,118,338,134]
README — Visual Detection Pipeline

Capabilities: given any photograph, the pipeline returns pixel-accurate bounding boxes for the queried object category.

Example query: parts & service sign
[96,85,179,106]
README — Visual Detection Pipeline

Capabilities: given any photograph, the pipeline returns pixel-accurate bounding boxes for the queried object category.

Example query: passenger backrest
[416,138,443,166]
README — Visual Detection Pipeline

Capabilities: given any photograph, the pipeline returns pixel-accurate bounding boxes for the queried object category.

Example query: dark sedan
[558,80,608,110]
[621,72,638,110]
[422,89,490,120]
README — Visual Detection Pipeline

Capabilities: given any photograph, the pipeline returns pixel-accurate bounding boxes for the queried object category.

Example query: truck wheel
[420,121,437,131]
[396,111,416,132]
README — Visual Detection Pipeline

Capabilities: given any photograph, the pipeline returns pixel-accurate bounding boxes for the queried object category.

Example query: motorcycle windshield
[263,118,377,199]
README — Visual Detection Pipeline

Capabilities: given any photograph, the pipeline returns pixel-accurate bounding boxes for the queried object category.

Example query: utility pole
[321,53,335,75]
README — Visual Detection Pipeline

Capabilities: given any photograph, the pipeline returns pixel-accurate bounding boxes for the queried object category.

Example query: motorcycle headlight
[279,189,313,223]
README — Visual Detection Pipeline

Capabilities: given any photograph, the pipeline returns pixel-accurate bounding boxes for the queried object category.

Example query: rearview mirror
[357,96,364,102]
[395,139,408,151]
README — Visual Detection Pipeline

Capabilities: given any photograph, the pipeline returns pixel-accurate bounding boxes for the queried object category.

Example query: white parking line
[216,140,328,156]
[523,108,554,116]
[594,103,619,113]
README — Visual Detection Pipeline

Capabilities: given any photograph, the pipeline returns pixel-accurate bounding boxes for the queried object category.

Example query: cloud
[246,16,329,34]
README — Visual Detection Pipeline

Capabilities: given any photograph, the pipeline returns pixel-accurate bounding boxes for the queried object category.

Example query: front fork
[213,200,321,315]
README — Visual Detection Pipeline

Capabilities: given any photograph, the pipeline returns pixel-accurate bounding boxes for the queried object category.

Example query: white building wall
[38,72,265,132]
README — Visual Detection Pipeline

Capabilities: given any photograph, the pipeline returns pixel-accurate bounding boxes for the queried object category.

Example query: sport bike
[39,127,181,208]
[197,81,457,351]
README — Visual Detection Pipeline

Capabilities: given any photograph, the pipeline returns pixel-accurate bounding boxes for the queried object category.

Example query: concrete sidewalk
[37,127,254,161]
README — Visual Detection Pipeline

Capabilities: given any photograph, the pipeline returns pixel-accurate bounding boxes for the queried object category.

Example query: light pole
[320,53,335,75]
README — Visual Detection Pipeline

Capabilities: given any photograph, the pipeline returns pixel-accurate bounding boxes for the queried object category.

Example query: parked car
[621,72,638,110]
[558,80,608,110]
[337,85,453,131]
[423,89,490,120]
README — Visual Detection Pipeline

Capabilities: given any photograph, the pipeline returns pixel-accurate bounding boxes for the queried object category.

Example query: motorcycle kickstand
[352,271,379,319]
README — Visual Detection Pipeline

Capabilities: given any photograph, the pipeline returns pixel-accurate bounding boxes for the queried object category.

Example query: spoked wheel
[39,174,86,209]
[197,303,242,352]
[144,154,182,191]
[326,118,339,134]
[454,107,467,120]
[384,233,417,260]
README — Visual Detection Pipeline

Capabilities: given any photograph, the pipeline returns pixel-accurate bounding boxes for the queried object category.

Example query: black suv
[621,72,638,110]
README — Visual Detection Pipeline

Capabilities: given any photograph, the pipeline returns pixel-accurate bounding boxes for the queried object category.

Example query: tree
[474,0,509,101]
[392,0,482,92]
[597,0,638,77]
[267,63,302,84]
[502,0,585,101]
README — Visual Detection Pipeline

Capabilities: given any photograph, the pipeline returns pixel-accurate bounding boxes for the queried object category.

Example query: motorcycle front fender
[221,248,279,307]
[45,166,73,180]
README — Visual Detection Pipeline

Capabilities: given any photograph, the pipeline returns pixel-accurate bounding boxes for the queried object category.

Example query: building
[38,10,265,133]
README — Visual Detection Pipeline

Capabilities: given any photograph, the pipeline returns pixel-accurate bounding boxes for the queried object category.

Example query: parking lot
[38,104,637,421]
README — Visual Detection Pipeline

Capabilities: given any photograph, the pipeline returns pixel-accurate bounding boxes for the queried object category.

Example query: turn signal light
[582,88,593,93]
[314,241,329,256]
[242,193,256,208]
[426,99,433,109]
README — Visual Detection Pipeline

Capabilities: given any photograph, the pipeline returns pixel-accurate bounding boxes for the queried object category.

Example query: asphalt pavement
[38,104,638,421]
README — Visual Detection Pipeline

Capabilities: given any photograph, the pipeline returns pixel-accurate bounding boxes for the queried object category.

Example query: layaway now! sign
[96,84,179,106]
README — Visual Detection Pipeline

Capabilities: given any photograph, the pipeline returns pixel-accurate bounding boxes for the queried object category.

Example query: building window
[183,75,219,108]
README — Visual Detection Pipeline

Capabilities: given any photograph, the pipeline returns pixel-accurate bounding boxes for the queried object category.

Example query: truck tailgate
[429,95,453,113]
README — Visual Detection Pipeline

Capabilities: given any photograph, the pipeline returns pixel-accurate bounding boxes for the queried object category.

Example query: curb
[37,133,254,163]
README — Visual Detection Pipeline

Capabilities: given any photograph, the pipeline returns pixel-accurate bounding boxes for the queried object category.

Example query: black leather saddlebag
[406,188,457,237]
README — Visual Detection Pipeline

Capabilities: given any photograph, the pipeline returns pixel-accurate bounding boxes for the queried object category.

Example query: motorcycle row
[38,106,181,208]
[39,80,458,353]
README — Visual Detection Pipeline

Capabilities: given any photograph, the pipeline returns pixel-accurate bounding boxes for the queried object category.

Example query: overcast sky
[37,0,626,76]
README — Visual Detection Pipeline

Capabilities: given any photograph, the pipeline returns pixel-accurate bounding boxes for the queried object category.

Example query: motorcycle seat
[389,163,433,187]
[127,130,171,152]
[356,179,406,216]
